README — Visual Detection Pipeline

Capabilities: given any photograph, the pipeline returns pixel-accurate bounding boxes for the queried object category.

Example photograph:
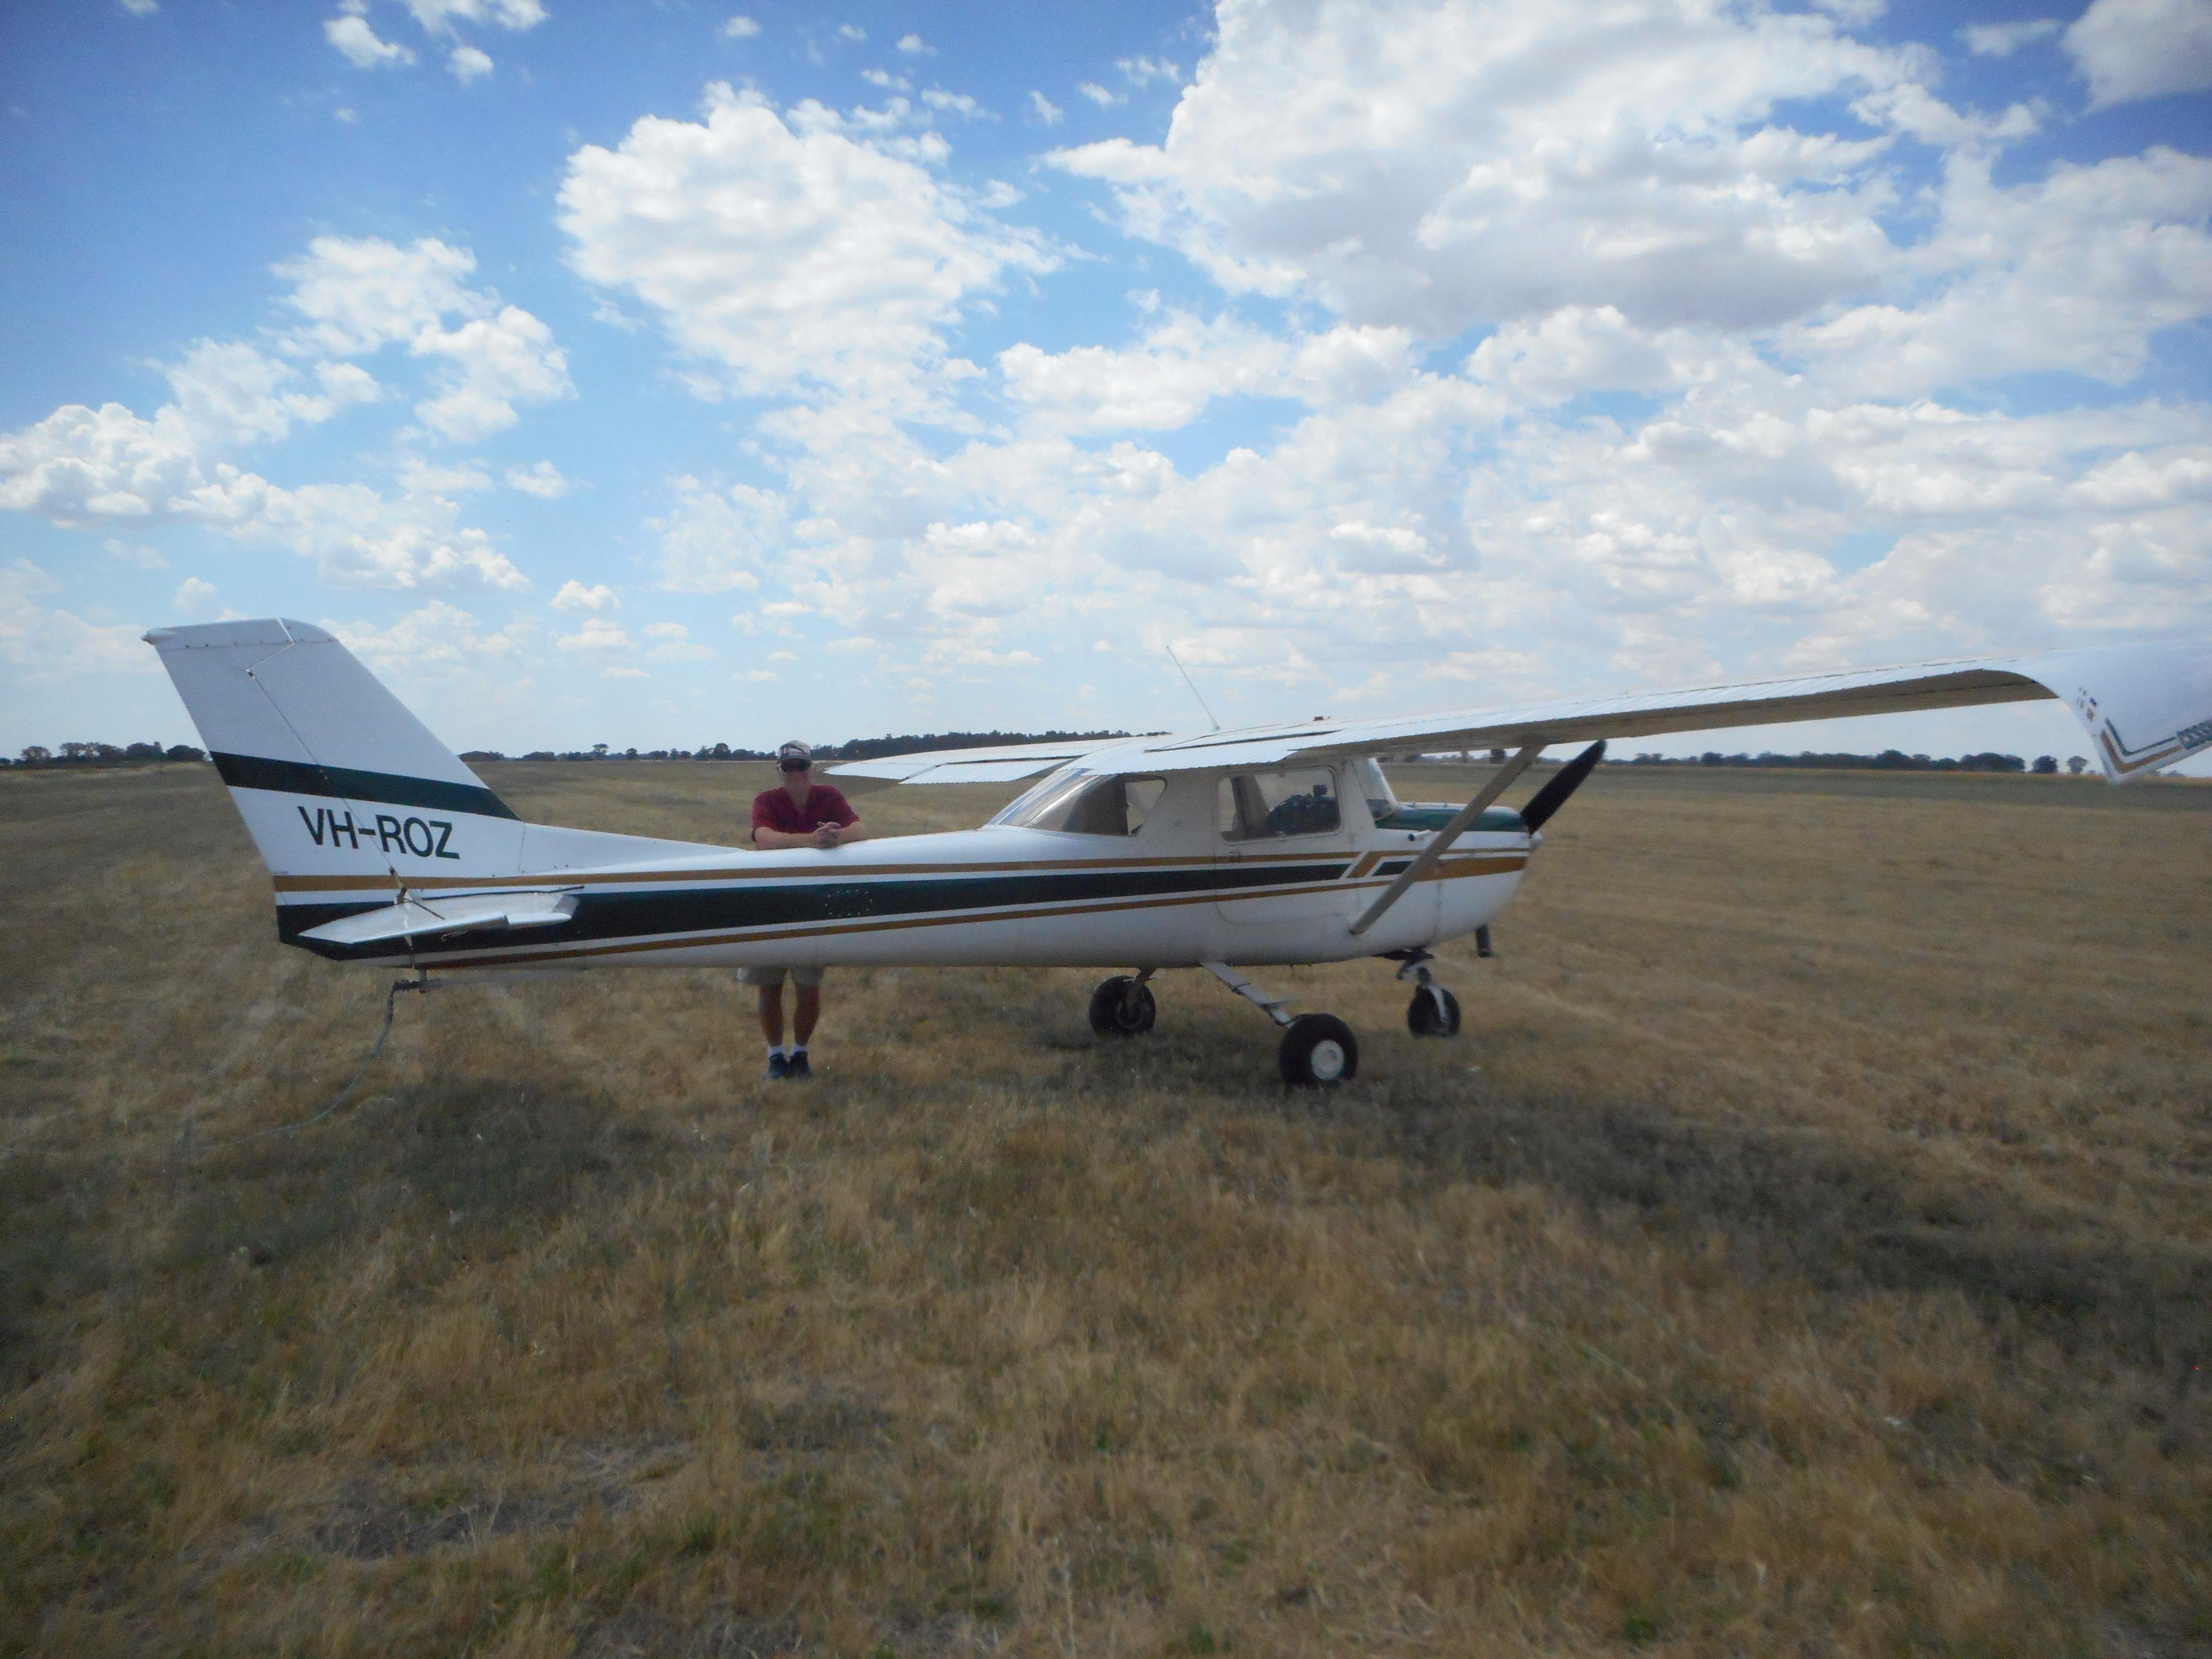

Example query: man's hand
[752,820,865,850]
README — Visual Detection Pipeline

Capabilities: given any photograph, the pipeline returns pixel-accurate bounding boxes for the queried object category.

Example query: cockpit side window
[1217,767,1343,842]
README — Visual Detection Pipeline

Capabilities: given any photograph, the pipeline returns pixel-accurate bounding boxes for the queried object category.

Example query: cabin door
[1212,765,1360,926]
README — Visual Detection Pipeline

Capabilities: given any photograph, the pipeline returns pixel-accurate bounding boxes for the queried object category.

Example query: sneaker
[786,1050,811,1079]
[766,1051,790,1080]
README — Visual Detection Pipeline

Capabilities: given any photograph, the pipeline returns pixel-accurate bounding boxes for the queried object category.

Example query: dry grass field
[3,757,2209,1657]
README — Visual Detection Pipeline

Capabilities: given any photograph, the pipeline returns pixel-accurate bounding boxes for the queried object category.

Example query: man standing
[745,741,868,1079]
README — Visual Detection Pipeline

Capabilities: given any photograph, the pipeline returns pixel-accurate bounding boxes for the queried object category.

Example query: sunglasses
[779,759,812,773]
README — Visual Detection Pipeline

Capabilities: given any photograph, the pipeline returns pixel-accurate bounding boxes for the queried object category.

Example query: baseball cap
[777,740,813,770]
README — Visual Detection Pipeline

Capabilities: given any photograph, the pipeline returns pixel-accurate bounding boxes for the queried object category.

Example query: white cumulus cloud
[558,83,1055,412]
[404,0,545,33]
[651,476,785,592]
[172,576,220,617]
[645,620,714,659]
[552,580,617,611]
[558,617,633,651]
[1050,0,1934,336]
[2065,0,2212,106]
[0,232,569,596]
[0,562,160,681]
[327,13,414,68]
[506,460,569,497]
[448,44,493,81]
[275,236,571,440]
[1962,18,2060,56]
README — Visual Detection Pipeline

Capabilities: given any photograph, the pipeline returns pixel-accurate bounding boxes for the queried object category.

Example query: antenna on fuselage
[1164,644,1221,732]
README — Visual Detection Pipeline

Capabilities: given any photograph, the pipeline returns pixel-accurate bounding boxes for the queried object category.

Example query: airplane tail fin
[147,618,531,884]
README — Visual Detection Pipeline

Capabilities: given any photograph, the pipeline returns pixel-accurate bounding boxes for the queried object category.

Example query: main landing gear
[1085,962,1362,1087]
[1087,940,1486,1086]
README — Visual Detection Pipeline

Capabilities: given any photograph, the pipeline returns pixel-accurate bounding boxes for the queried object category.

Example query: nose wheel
[1407,984,1461,1037]
[1087,972,1157,1036]
[1390,948,1462,1038]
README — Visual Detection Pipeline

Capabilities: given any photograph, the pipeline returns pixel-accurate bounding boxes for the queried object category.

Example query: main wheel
[1088,975,1157,1037]
[1407,985,1462,1038]
[1278,1014,1358,1087]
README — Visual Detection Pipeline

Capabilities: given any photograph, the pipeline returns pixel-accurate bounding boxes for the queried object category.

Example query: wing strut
[1348,743,1542,938]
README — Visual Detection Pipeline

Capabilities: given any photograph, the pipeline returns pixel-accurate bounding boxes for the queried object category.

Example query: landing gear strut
[1200,960,1359,1087]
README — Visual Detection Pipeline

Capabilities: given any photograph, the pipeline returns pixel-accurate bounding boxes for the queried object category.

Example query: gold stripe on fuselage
[267,845,1402,894]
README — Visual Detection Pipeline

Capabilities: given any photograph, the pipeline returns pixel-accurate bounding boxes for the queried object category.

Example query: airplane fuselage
[272,769,1533,975]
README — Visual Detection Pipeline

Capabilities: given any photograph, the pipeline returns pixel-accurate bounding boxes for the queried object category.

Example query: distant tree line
[459,729,1132,764]
[7,742,207,769]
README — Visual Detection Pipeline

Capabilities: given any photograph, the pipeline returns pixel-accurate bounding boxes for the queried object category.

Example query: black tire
[1087,976,1157,1037]
[1407,985,1462,1038]
[1278,1014,1358,1087]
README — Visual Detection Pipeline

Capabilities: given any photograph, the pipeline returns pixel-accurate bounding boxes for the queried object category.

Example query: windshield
[988,764,1089,827]
[1347,757,1397,825]
[990,770,1168,835]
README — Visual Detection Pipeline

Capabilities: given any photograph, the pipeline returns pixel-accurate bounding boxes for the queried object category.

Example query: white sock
[790,1044,808,1057]
[769,1042,789,1060]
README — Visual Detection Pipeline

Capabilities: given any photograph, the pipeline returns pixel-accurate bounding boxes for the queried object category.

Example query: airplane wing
[1087,641,2208,784]
[824,642,2209,789]
[826,736,1134,788]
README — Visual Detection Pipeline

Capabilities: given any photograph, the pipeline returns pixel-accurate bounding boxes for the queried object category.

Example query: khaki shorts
[740,964,825,989]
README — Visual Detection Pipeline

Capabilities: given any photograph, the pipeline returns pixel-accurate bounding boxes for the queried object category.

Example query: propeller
[1518,739,1607,831]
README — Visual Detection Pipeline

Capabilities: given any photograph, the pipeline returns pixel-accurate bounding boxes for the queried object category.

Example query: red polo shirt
[752,782,859,839]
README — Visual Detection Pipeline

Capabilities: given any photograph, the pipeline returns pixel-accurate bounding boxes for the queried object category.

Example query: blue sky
[4,0,2209,769]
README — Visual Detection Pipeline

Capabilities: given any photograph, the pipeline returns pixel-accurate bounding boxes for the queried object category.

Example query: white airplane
[148,620,2211,1085]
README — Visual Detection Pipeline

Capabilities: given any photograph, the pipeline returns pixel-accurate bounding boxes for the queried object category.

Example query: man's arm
[753,818,867,849]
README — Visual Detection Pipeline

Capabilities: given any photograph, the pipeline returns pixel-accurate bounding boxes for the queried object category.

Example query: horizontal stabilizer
[299,890,580,947]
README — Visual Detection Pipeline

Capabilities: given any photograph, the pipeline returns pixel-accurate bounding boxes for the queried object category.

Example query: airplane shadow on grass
[0,1075,674,1399]
[1352,1068,2212,1392]
[1042,991,2209,1394]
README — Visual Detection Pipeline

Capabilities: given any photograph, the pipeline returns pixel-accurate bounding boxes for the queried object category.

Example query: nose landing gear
[1389,948,1462,1038]
[1407,984,1461,1037]
[1087,970,1157,1037]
